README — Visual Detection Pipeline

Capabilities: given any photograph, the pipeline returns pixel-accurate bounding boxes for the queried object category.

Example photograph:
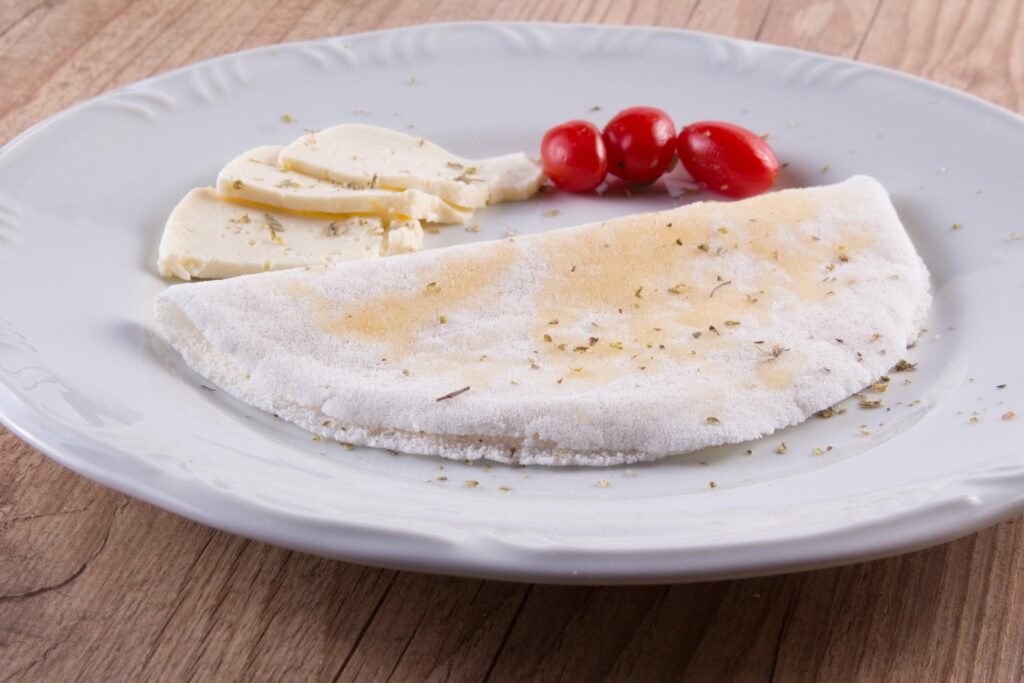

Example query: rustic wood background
[2,1,1023,680]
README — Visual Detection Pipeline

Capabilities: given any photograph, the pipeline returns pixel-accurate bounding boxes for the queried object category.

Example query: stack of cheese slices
[157,124,545,280]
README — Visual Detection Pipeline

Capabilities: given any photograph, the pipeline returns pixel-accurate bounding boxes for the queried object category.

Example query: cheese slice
[279,124,545,209]
[157,188,422,281]
[217,146,473,224]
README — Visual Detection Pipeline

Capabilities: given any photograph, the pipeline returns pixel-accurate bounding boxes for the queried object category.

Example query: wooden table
[2,1,1023,680]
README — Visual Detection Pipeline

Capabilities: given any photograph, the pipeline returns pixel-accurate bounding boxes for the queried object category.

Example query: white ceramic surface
[1,22,1022,584]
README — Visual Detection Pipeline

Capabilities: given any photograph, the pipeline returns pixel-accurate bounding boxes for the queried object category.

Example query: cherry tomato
[676,121,779,198]
[541,120,608,193]
[602,106,677,184]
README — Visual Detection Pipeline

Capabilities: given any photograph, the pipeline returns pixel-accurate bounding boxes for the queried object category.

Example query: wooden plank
[771,520,1024,682]
[333,575,528,682]
[759,0,882,55]
[857,0,1024,110]
[1,1,1023,681]
[688,0,774,38]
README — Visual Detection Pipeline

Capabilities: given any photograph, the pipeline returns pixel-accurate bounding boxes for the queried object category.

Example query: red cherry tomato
[602,106,677,184]
[540,120,608,193]
[676,121,779,198]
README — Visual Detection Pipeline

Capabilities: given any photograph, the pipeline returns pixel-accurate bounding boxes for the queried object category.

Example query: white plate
[1,22,1022,584]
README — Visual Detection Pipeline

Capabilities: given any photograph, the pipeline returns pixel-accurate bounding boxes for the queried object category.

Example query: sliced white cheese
[383,220,423,256]
[217,146,473,225]
[157,188,423,281]
[279,124,545,209]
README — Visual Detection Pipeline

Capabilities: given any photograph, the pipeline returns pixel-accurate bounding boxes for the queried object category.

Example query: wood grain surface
[2,1,1023,680]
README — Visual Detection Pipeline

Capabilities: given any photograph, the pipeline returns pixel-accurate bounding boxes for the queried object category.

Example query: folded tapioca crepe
[155,176,930,466]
